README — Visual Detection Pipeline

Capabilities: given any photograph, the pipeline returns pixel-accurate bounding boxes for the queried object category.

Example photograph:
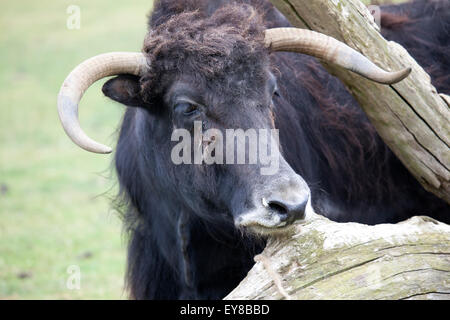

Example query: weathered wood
[225,214,450,300]
[269,0,450,204]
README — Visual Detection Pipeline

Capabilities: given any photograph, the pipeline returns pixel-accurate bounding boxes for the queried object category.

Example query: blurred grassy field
[0,0,406,300]
[0,0,152,299]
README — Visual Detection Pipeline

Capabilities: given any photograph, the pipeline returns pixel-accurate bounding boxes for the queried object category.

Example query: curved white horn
[265,28,411,84]
[57,52,147,154]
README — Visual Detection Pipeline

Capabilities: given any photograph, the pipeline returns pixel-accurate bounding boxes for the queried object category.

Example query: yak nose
[235,174,311,232]
[265,195,308,224]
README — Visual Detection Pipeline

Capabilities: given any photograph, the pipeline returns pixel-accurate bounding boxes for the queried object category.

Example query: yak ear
[102,74,144,107]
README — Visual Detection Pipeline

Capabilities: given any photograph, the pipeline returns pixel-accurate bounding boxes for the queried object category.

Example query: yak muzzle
[234,174,312,235]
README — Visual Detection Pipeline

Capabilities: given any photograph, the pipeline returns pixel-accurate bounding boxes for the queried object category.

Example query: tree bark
[225,214,450,300]
[268,0,450,203]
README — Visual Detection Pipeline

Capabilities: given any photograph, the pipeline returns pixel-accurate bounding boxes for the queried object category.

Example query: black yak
[57,0,449,299]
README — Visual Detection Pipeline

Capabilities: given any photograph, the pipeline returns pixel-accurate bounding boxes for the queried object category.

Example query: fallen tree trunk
[225,214,450,300]
[268,0,450,203]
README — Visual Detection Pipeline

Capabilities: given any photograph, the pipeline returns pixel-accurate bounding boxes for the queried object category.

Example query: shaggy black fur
[101,0,450,299]
[380,0,449,94]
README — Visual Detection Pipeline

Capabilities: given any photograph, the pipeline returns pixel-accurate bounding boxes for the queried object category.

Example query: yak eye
[175,102,198,116]
[273,88,280,97]
[272,82,280,97]
[268,73,279,98]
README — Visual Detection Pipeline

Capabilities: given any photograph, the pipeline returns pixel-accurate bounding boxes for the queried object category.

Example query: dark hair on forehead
[140,3,269,105]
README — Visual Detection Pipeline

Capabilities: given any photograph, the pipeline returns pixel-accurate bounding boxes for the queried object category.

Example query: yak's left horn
[265,28,411,85]
[57,52,147,154]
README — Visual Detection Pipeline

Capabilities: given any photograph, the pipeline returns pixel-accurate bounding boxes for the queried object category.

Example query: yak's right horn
[57,52,147,154]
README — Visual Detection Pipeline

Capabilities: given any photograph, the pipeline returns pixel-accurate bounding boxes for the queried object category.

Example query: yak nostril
[266,197,308,223]
[267,200,289,221]
[268,201,287,214]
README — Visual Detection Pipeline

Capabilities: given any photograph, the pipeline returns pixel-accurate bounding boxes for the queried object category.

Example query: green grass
[0,0,152,299]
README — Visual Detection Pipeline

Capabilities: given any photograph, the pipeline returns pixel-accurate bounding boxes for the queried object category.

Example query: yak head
[57,4,410,235]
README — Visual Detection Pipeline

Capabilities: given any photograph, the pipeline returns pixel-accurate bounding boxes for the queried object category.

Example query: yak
[57,0,449,299]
